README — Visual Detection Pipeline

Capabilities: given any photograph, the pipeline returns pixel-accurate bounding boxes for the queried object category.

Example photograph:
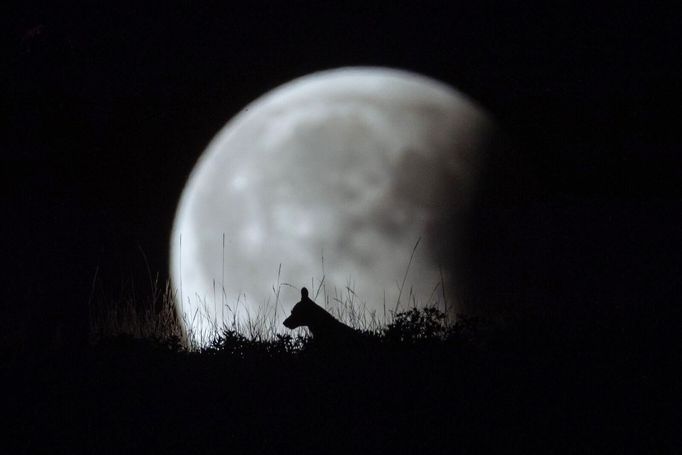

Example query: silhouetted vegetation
[4,299,676,454]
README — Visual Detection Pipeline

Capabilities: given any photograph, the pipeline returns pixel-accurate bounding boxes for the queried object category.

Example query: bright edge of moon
[171,67,495,341]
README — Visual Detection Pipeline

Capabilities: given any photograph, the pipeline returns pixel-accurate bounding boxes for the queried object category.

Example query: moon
[171,67,495,341]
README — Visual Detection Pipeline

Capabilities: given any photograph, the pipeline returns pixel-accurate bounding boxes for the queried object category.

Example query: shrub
[383,307,449,345]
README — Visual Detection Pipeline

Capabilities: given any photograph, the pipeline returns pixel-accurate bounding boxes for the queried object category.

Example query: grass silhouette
[88,267,471,356]
[89,239,461,352]
[5,258,674,454]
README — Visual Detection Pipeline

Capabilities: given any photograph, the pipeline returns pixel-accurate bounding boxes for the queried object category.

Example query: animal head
[283,287,314,330]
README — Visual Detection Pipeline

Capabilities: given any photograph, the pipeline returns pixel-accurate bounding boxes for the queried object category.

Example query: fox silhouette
[283,288,358,344]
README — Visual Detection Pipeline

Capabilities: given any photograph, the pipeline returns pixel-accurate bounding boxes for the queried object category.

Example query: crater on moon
[171,67,496,339]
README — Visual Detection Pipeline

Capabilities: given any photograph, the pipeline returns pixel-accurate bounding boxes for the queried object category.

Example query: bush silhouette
[384,307,449,345]
[204,328,306,358]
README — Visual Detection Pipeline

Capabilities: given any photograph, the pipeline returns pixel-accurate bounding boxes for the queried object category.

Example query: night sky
[3,2,680,344]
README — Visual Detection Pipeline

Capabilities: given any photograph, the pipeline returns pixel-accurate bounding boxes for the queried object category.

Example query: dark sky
[3,2,680,337]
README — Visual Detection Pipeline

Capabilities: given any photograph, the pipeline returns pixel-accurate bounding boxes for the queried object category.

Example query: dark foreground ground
[3,311,677,454]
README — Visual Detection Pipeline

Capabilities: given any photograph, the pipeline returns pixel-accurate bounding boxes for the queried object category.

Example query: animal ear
[301,287,309,299]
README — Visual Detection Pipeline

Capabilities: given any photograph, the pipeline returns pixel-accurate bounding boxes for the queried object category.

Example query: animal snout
[283,315,296,329]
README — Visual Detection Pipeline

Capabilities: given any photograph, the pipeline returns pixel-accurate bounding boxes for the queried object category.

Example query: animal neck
[306,305,341,336]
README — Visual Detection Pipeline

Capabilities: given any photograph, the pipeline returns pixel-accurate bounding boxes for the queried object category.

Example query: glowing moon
[171,67,495,338]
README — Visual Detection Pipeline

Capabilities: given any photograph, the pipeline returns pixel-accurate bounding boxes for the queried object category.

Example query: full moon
[171,67,495,340]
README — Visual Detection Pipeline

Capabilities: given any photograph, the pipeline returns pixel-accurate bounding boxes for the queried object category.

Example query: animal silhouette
[283,288,358,344]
